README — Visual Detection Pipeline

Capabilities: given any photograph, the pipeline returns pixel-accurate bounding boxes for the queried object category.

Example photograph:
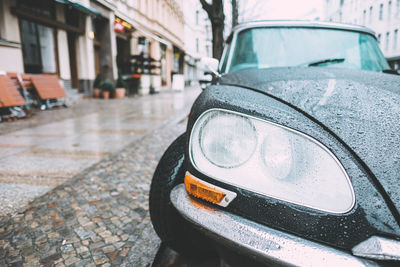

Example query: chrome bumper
[170,184,378,267]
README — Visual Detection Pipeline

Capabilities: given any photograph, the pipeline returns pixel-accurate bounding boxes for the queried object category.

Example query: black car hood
[219,67,400,216]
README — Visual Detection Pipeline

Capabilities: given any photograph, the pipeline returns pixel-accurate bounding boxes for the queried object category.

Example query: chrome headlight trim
[352,236,400,261]
[189,108,355,214]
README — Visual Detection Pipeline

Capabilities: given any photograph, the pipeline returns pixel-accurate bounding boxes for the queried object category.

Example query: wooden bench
[0,75,27,121]
[0,75,26,108]
[30,75,66,100]
[7,72,34,91]
[7,73,67,109]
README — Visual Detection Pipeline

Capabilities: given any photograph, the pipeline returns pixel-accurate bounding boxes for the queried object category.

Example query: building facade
[183,0,212,85]
[324,0,400,69]
[109,0,185,94]
[0,0,185,95]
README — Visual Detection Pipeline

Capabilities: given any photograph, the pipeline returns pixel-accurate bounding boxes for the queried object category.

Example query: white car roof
[231,20,376,38]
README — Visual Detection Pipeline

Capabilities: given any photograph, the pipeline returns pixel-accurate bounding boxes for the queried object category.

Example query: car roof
[230,20,376,39]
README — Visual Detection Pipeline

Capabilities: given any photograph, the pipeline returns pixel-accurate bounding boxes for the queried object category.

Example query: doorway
[67,32,79,90]
[116,36,131,74]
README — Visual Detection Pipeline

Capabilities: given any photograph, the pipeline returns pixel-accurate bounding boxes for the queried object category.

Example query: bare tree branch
[200,0,212,15]
[200,0,225,58]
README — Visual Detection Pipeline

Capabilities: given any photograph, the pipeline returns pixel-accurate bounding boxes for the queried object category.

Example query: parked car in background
[149,21,400,266]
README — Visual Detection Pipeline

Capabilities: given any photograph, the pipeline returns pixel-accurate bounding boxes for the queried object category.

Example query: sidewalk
[0,87,200,216]
[0,87,201,266]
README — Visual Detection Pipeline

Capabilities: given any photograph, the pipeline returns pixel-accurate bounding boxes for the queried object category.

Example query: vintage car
[149,21,400,266]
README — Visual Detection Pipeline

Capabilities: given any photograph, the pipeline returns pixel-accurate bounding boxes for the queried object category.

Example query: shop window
[138,37,148,55]
[173,47,179,72]
[160,43,167,85]
[20,19,57,74]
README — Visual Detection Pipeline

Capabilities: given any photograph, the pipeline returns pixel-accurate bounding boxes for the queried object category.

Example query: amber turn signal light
[184,173,226,204]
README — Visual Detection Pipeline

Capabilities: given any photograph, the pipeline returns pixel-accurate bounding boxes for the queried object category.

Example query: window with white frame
[397,0,400,16]
[369,6,373,23]
[363,9,366,24]
[386,32,390,51]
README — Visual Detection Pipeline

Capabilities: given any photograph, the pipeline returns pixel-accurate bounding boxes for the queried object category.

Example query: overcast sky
[223,0,325,36]
[237,0,324,22]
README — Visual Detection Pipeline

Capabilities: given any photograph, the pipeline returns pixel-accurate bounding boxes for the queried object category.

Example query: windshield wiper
[299,58,345,67]
[382,69,400,75]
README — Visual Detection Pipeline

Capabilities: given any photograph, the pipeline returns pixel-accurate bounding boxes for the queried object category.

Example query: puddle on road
[16,148,110,160]
[9,133,69,137]
[0,171,73,186]
[85,129,148,135]
[123,116,169,121]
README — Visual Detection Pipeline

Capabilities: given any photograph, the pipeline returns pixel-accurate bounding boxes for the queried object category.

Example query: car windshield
[227,27,390,73]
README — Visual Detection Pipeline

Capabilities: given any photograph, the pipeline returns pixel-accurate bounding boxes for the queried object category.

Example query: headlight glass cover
[190,109,355,213]
[199,112,257,168]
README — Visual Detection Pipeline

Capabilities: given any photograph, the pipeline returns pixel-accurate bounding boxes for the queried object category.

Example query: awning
[115,12,172,47]
[55,0,101,17]
[132,24,172,47]
[142,30,172,47]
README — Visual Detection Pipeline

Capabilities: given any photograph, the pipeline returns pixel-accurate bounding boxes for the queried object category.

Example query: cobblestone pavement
[0,88,200,216]
[0,87,203,266]
[0,109,189,267]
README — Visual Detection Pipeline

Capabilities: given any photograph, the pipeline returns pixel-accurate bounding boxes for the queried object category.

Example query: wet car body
[150,21,400,266]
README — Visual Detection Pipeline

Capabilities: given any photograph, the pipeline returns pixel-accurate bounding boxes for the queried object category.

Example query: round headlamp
[261,128,293,180]
[199,112,257,168]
